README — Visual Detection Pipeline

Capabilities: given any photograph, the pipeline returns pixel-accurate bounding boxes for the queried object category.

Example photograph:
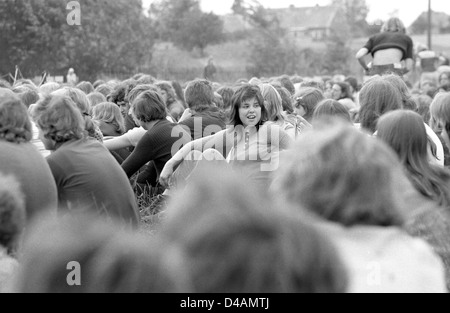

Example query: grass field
[150,33,450,83]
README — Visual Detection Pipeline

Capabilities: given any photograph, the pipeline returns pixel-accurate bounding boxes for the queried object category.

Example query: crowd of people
[1,17,450,293]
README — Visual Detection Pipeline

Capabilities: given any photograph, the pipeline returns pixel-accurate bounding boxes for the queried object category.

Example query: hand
[178,109,192,123]
[159,163,174,189]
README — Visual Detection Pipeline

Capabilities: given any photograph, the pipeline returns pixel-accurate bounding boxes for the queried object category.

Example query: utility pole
[428,0,432,50]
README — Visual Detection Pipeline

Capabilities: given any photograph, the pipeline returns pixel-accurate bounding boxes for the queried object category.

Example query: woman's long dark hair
[228,84,267,128]
[377,110,450,208]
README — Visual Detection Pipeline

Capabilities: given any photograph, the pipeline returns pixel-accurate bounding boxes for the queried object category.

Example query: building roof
[268,5,340,31]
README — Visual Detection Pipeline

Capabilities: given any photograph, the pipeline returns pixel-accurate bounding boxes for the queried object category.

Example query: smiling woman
[159,84,294,192]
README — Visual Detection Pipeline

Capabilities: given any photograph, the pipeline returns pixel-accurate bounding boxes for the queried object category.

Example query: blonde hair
[92,102,125,135]
[259,83,284,122]
[381,17,406,34]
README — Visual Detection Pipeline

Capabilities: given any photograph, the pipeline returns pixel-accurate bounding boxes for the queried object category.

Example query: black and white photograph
[1,0,450,297]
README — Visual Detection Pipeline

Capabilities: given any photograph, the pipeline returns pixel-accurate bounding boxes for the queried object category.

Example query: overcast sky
[143,0,450,27]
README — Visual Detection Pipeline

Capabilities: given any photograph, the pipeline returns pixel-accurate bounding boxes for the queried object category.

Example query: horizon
[143,0,450,27]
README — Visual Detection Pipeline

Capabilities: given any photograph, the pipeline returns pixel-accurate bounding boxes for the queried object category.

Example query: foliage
[332,0,370,37]
[0,0,155,82]
[410,12,450,35]
[150,0,224,56]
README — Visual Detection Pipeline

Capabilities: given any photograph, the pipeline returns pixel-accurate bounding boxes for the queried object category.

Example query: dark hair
[171,81,186,108]
[184,80,214,112]
[279,76,296,95]
[293,87,325,122]
[229,84,267,127]
[334,82,354,101]
[313,99,352,123]
[359,76,403,134]
[131,90,167,123]
[344,76,359,92]
[16,89,39,108]
[377,110,450,208]
[412,94,432,124]
[273,85,294,114]
[216,86,235,111]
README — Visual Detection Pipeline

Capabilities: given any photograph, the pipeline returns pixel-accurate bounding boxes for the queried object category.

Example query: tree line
[0,0,374,82]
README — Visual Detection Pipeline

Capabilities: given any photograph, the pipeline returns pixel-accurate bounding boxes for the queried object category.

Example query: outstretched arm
[159,129,228,187]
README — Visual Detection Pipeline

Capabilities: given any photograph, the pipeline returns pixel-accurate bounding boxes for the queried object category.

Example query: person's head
[159,164,348,293]
[31,95,85,150]
[381,17,406,34]
[12,214,189,293]
[312,99,352,124]
[420,80,438,98]
[435,92,450,144]
[68,68,75,74]
[15,89,39,109]
[359,76,403,134]
[39,82,61,97]
[0,96,32,144]
[382,74,417,112]
[429,92,447,133]
[92,102,125,135]
[377,110,428,164]
[274,122,405,227]
[377,110,450,207]
[131,90,167,127]
[344,76,359,94]
[273,85,294,114]
[76,81,94,95]
[155,81,177,106]
[331,82,352,101]
[229,84,267,128]
[0,173,26,255]
[439,83,450,93]
[293,87,325,122]
[94,84,113,98]
[87,92,107,112]
[216,86,234,112]
[184,79,214,112]
[93,80,105,89]
[412,94,432,124]
[279,75,295,95]
[136,75,156,86]
[259,83,284,122]
[439,71,450,86]
[213,92,224,109]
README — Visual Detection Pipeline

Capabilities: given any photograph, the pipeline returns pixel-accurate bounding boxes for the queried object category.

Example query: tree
[0,0,155,82]
[332,0,369,38]
[151,0,224,55]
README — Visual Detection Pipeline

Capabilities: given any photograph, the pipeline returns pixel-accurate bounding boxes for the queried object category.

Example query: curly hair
[0,97,32,144]
[0,173,26,254]
[33,95,85,145]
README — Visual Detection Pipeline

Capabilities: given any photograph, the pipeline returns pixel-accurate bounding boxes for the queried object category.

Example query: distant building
[222,5,346,42]
[268,5,346,42]
[409,11,450,35]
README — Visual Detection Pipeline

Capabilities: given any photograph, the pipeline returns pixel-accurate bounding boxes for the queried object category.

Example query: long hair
[359,76,403,134]
[334,82,353,101]
[429,92,448,133]
[381,17,406,34]
[259,83,285,122]
[382,74,417,111]
[229,84,267,127]
[313,99,352,124]
[0,97,32,144]
[293,87,324,122]
[377,110,450,208]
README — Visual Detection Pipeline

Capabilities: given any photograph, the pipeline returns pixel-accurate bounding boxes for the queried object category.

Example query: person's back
[0,93,57,222]
[47,138,139,227]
